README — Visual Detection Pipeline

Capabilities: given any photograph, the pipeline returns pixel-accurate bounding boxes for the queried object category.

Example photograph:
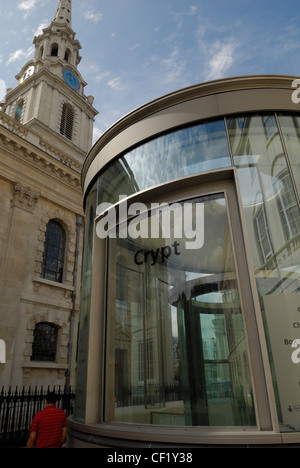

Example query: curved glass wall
[227,114,300,432]
[79,112,300,432]
[75,182,97,422]
[97,119,231,206]
[105,194,256,426]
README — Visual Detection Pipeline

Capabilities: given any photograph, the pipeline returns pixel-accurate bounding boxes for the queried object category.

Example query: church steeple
[53,0,72,28]
[0,0,98,161]
[33,0,81,68]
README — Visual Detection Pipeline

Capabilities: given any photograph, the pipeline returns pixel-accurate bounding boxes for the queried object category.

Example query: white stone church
[0,0,98,389]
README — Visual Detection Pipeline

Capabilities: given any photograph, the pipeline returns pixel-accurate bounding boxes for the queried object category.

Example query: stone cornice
[0,112,29,138]
[7,68,97,117]
[0,110,82,170]
[34,24,81,49]
[0,115,81,189]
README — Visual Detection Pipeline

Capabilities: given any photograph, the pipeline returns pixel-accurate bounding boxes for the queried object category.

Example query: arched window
[14,99,24,123]
[60,103,74,140]
[31,322,58,362]
[51,43,59,57]
[41,220,66,283]
[64,49,71,62]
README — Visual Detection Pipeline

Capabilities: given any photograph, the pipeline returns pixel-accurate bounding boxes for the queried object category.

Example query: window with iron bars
[41,220,66,283]
[31,322,58,362]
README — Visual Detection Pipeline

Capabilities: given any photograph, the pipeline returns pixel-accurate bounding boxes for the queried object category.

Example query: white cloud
[84,10,103,23]
[6,46,34,65]
[95,70,110,83]
[205,40,237,81]
[17,0,38,11]
[161,47,186,84]
[92,109,122,142]
[17,0,38,18]
[34,22,48,37]
[107,77,123,90]
[0,79,6,101]
[90,67,123,91]
[92,126,102,144]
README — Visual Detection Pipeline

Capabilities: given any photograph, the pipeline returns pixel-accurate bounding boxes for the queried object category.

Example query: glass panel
[278,114,300,201]
[97,120,231,206]
[74,182,97,422]
[104,194,255,426]
[227,114,300,431]
[41,220,65,283]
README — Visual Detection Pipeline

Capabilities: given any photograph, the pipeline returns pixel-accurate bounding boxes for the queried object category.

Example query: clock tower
[1,0,98,166]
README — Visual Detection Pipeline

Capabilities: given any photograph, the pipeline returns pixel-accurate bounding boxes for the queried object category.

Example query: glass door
[169,192,255,426]
[104,180,265,427]
[174,246,255,426]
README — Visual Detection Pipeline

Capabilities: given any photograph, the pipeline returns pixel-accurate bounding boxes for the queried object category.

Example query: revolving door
[104,181,264,427]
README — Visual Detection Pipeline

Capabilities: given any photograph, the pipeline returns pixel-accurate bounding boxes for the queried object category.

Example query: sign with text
[264,294,300,425]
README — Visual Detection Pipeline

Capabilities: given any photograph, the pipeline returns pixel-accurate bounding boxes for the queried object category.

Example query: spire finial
[52,0,72,28]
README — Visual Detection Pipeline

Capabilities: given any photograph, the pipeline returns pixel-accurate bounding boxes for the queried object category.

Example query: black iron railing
[0,386,75,447]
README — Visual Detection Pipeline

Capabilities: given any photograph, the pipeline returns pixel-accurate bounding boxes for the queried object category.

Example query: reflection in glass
[97,120,231,206]
[80,184,97,329]
[227,115,300,431]
[79,111,300,432]
[105,195,255,426]
[227,115,300,291]
[278,114,300,202]
[75,182,97,422]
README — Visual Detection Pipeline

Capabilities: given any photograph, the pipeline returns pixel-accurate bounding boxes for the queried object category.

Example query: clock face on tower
[63,68,80,90]
[20,66,35,83]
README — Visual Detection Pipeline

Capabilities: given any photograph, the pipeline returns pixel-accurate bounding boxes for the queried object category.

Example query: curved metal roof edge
[82,74,299,186]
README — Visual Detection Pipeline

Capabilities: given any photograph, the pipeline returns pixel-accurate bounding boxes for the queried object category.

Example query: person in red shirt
[26,392,68,448]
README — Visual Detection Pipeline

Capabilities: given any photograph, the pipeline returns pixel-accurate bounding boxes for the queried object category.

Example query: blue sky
[0,0,300,142]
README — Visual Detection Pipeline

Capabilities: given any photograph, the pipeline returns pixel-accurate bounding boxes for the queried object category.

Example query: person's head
[45,392,57,406]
